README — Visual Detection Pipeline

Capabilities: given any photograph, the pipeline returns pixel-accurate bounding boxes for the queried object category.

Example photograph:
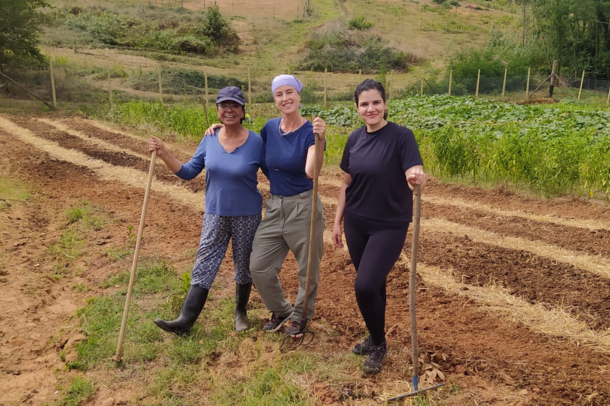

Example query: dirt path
[1,115,610,405]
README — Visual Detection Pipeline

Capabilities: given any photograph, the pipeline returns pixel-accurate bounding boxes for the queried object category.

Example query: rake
[387,184,446,401]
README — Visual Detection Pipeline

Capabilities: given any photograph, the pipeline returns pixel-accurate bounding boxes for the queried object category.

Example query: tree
[531,0,610,76]
[0,0,49,71]
[202,4,240,52]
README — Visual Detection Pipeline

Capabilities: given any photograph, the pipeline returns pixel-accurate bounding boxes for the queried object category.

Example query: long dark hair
[354,79,387,120]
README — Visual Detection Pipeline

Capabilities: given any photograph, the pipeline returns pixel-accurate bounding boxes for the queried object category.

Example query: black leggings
[344,212,409,346]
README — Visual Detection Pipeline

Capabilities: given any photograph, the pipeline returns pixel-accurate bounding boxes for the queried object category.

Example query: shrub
[447,30,546,94]
[56,4,239,56]
[299,29,423,73]
[348,16,373,30]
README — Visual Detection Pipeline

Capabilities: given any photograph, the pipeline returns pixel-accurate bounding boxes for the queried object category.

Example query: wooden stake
[578,70,585,100]
[158,67,163,104]
[448,69,452,96]
[204,71,210,128]
[526,67,530,99]
[247,67,252,105]
[358,69,362,85]
[324,67,328,106]
[205,71,209,103]
[108,70,113,107]
[420,72,424,96]
[49,57,57,109]
[502,68,507,100]
[606,81,610,105]
[475,69,480,98]
[389,70,394,100]
[549,60,557,98]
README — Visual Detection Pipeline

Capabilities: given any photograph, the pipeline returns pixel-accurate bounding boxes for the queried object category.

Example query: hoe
[280,130,324,352]
[387,184,445,401]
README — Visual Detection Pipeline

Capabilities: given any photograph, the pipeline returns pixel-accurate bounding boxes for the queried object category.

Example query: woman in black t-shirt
[332,79,427,374]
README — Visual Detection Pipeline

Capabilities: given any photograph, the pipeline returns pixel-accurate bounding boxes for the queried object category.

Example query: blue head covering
[271,74,303,95]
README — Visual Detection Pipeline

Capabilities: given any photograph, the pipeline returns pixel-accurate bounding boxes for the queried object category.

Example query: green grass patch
[48,202,107,279]
[48,376,95,406]
[0,177,31,209]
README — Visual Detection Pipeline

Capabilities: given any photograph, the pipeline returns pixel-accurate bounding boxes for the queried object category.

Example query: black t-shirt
[340,122,423,223]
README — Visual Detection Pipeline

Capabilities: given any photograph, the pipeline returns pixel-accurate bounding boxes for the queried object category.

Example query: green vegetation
[48,376,95,406]
[531,0,610,76]
[347,15,373,30]
[447,30,546,95]
[48,202,105,279]
[303,95,610,198]
[46,4,238,55]
[67,258,362,405]
[0,177,31,209]
[124,67,246,95]
[299,28,423,73]
[0,0,49,70]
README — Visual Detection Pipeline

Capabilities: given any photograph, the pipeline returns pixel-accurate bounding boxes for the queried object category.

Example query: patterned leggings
[191,213,261,289]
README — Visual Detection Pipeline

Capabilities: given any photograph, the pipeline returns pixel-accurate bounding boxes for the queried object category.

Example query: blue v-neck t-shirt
[175,130,263,216]
[340,122,423,223]
[260,117,318,196]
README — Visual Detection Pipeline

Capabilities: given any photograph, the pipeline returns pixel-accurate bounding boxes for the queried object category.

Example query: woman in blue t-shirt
[332,79,427,374]
[205,75,327,337]
[149,86,263,334]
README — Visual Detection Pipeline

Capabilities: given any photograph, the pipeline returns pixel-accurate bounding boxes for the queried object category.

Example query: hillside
[38,0,522,100]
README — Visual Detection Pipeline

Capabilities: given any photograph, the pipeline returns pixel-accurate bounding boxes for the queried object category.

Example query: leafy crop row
[303,95,610,198]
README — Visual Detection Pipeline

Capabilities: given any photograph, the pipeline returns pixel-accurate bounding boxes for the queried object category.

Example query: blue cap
[216,86,245,105]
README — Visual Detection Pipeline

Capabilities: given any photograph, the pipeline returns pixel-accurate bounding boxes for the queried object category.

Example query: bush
[447,30,546,94]
[55,4,239,56]
[299,29,423,73]
[348,16,373,30]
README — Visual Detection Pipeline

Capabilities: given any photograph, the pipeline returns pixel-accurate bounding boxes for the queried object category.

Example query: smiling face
[217,101,245,125]
[356,89,387,131]
[273,85,300,115]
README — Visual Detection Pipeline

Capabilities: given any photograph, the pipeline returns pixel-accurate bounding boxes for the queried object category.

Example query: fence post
[108,70,113,107]
[358,69,361,85]
[448,69,452,96]
[158,67,163,104]
[606,81,610,105]
[389,70,394,100]
[549,60,557,98]
[205,71,209,104]
[248,67,252,105]
[526,67,530,99]
[324,67,328,106]
[49,57,57,109]
[502,68,507,100]
[420,71,424,96]
[475,69,480,99]
[578,70,585,100]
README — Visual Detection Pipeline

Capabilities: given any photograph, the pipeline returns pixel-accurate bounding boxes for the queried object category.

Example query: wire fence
[2,58,610,114]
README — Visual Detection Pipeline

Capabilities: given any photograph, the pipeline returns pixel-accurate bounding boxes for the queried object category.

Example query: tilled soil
[1,115,610,405]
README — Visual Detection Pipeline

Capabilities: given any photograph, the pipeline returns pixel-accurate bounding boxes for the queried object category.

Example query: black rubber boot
[154,285,208,335]
[234,282,252,332]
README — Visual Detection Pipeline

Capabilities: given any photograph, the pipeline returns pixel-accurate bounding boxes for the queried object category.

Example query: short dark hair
[354,79,388,120]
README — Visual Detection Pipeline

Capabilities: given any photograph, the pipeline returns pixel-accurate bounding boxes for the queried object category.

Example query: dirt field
[1,114,610,405]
